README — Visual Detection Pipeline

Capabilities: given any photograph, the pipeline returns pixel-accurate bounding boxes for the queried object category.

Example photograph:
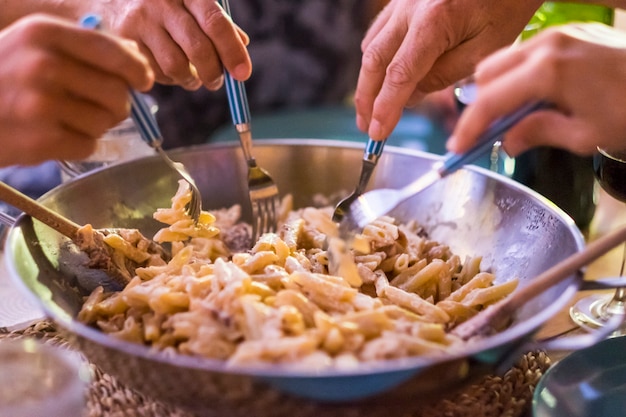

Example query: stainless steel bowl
[4,139,584,413]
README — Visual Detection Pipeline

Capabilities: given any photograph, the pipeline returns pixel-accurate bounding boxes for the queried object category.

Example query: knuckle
[201,6,232,30]
[20,50,60,83]
[156,55,189,81]
[15,15,54,42]
[417,71,454,94]
[361,47,388,75]
[114,4,150,32]
[13,91,51,122]
[385,59,415,89]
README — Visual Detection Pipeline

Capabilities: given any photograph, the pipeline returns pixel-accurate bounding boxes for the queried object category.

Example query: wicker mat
[1,320,550,417]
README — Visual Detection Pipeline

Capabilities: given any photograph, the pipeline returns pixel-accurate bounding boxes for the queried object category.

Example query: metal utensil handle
[224,74,251,126]
[0,210,16,227]
[129,90,164,148]
[218,0,251,126]
[364,137,387,164]
[439,100,551,176]
[79,14,164,149]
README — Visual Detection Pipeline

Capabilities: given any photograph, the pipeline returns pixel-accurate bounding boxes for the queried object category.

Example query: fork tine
[155,148,202,223]
[251,194,280,241]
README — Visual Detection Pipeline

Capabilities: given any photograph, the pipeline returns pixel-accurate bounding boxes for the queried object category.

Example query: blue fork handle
[218,0,251,127]
[364,137,387,164]
[80,14,164,149]
[439,100,551,176]
[223,74,252,126]
[129,90,164,148]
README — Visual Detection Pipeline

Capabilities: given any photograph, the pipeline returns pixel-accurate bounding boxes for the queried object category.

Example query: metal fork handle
[217,0,256,167]
[438,100,551,176]
[224,76,251,127]
[218,0,252,126]
[0,210,15,227]
[364,137,387,164]
[80,14,163,150]
[354,138,387,194]
[236,126,257,167]
[129,89,164,149]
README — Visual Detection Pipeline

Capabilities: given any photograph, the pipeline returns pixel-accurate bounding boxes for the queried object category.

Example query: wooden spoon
[452,224,626,340]
[0,181,167,287]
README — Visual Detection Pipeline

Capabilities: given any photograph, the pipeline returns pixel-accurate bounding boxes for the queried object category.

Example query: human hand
[84,0,251,91]
[0,14,154,167]
[447,23,626,157]
[355,0,542,140]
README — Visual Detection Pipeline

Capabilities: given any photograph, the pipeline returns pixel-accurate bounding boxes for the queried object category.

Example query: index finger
[191,0,251,80]
[361,18,447,140]
[50,22,154,91]
[447,65,549,155]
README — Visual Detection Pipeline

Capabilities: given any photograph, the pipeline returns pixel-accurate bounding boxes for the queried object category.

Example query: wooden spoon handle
[507,224,626,312]
[0,181,80,239]
[453,223,626,340]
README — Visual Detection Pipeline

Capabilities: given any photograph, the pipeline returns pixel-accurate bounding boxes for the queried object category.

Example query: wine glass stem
[603,242,626,317]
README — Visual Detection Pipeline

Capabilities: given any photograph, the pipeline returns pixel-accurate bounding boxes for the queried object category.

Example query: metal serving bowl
[4,140,584,414]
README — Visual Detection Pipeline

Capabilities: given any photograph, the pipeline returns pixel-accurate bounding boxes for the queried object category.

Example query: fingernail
[369,119,384,140]
[183,78,202,90]
[207,75,224,91]
[233,63,250,80]
[446,135,458,152]
[356,115,368,132]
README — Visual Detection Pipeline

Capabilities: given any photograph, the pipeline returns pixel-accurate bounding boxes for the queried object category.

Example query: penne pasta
[78,180,518,369]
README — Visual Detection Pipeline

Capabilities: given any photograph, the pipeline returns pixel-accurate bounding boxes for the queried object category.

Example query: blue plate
[533,335,626,417]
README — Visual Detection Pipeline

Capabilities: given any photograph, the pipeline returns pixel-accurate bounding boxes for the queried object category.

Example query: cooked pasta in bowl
[4,140,584,409]
[77,180,518,370]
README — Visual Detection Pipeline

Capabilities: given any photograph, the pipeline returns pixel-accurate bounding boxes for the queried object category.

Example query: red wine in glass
[594,147,626,202]
[570,147,626,333]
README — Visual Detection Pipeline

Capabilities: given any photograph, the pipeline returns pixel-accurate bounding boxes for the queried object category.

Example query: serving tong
[218,0,280,243]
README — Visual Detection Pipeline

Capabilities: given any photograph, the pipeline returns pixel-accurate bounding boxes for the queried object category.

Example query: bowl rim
[5,139,585,379]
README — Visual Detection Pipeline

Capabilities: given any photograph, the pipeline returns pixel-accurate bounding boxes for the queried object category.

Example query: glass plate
[533,335,626,417]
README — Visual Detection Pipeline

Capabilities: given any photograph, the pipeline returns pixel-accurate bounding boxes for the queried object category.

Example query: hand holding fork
[218,0,280,243]
[332,138,387,223]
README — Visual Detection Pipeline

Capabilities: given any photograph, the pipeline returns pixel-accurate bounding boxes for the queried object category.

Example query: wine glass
[570,146,626,334]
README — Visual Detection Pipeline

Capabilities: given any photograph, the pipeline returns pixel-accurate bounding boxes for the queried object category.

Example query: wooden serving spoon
[452,224,626,340]
[0,181,167,288]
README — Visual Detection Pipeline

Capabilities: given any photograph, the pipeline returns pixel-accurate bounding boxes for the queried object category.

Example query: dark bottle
[512,148,597,229]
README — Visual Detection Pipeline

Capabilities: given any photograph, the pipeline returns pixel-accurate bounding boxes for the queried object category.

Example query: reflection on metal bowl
[4,140,584,413]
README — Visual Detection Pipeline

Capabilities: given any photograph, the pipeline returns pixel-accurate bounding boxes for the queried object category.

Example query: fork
[332,137,387,223]
[341,100,551,234]
[79,14,202,224]
[218,0,280,242]
[128,90,203,224]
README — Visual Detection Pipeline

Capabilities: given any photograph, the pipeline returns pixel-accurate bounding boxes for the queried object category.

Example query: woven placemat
[1,320,550,417]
